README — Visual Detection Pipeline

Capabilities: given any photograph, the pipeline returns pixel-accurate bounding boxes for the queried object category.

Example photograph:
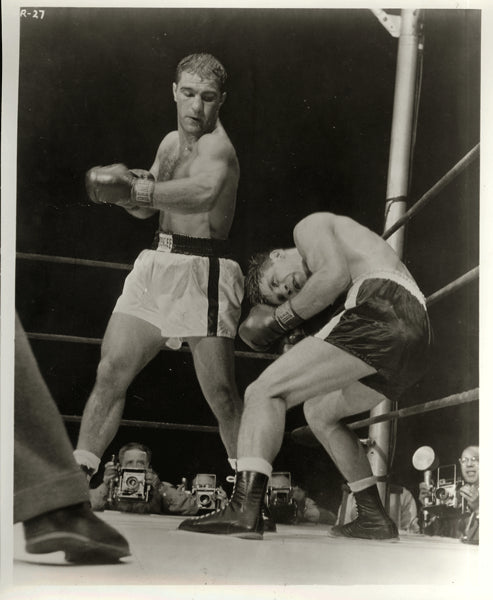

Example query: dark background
[15,8,479,512]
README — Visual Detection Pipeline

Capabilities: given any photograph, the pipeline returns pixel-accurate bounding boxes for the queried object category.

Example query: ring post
[369,8,422,508]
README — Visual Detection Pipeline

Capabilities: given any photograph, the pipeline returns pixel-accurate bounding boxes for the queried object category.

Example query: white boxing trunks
[113,232,244,349]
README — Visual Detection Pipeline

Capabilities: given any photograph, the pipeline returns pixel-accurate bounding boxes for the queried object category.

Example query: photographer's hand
[460,484,479,512]
[215,485,228,509]
[145,468,161,490]
[102,461,118,487]
[418,482,433,506]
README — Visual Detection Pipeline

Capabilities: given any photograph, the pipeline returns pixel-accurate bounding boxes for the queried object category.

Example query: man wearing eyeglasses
[458,446,479,513]
[417,444,479,542]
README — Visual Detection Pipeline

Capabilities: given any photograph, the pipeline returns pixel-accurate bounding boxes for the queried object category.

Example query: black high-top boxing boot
[331,484,399,540]
[228,469,276,533]
[262,502,277,533]
[178,471,268,539]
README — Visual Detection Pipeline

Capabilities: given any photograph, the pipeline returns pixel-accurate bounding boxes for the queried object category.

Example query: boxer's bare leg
[77,313,164,458]
[303,385,387,483]
[187,336,242,458]
[237,336,377,463]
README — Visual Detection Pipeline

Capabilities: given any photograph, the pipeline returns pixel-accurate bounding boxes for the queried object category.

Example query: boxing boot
[23,501,130,563]
[227,470,276,533]
[331,484,398,540]
[178,470,268,539]
[262,502,277,532]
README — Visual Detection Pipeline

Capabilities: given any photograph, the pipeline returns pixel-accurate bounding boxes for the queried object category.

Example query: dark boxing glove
[239,302,304,352]
[278,326,307,354]
[239,305,284,352]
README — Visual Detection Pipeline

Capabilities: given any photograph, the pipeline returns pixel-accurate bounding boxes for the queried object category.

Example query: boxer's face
[121,449,149,470]
[173,71,225,135]
[259,249,308,305]
[459,446,479,484]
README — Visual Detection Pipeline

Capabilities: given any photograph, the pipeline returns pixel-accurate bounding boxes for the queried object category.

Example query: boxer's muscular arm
[149,134,233,214]
[289,214,351,320]
[121,138,168,219]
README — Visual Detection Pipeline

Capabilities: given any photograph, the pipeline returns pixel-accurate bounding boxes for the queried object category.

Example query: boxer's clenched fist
[85,163,136,206]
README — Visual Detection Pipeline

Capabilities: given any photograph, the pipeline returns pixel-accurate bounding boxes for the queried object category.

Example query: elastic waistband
[151,231,232,258]
[348,270,427,308]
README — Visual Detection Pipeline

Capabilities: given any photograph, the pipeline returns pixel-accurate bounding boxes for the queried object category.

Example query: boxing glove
[278,326,307,354]
[239,304,286,352]
[85,163,136,206]
[129,168,155,181]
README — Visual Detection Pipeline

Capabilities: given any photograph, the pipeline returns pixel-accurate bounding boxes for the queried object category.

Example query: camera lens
[199,494,212,507]
[435,488,448,500]
[126,476,138,490]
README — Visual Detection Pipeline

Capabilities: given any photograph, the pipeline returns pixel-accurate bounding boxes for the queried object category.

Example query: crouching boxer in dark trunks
[178,211,431,540]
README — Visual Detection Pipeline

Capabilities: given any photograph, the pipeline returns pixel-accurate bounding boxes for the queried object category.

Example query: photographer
[90,443,198,516]
[292,485,336,525]
[418,445,479,542]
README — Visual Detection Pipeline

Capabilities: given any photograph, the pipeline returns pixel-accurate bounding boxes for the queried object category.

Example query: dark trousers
[14,314,89,522]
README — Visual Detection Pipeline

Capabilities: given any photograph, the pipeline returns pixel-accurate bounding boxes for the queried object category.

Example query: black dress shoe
[23,502,130,563]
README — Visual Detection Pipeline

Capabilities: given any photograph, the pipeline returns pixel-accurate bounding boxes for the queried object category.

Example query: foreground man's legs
[178,337,395,538]
[14,313,130,562]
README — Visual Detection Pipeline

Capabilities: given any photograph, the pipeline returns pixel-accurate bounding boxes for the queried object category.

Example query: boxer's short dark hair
[176,53,227,92]
[245,251,274,306]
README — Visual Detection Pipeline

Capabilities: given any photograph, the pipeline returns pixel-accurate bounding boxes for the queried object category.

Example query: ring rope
[62,414,219,433]
[425,266,478,307]
[346,387,478,430]
[59,387,477,434]
[16,252,133,271]
[25,331,279,361]
[24,264,477,362]
[382,143,479,240]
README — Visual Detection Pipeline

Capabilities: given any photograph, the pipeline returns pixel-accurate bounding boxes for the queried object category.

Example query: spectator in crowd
[90,442,199,516]
[418,445,479,543]
[292,485,336,525]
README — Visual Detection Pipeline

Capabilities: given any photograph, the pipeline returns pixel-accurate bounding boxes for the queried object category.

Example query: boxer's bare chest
[157,143,196,182]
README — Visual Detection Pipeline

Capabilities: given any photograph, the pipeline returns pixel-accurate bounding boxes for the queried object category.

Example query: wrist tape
[131,177,155,206]
[274,300,304,332]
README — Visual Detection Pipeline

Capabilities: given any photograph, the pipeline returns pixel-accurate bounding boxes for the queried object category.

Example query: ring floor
[12,510,478,586]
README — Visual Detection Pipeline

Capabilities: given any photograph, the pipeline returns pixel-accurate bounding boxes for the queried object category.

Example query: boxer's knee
[244,376,286,410]
[303,393,344,435]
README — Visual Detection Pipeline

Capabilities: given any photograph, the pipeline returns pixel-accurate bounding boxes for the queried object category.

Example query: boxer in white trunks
[178,211,431,540]
[75,54,244,480]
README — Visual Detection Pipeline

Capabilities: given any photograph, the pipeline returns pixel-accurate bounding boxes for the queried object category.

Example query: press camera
[266,472,294,507]
[412,446,463,509]
[412,446,467,537]
[114,467,150,502]
[192,473,221,512]
[266,472,297,524]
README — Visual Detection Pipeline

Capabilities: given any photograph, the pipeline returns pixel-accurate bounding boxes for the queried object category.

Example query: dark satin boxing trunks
[314,270,432,400]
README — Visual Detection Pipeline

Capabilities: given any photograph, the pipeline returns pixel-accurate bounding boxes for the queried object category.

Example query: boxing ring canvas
[1,1,486,598]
